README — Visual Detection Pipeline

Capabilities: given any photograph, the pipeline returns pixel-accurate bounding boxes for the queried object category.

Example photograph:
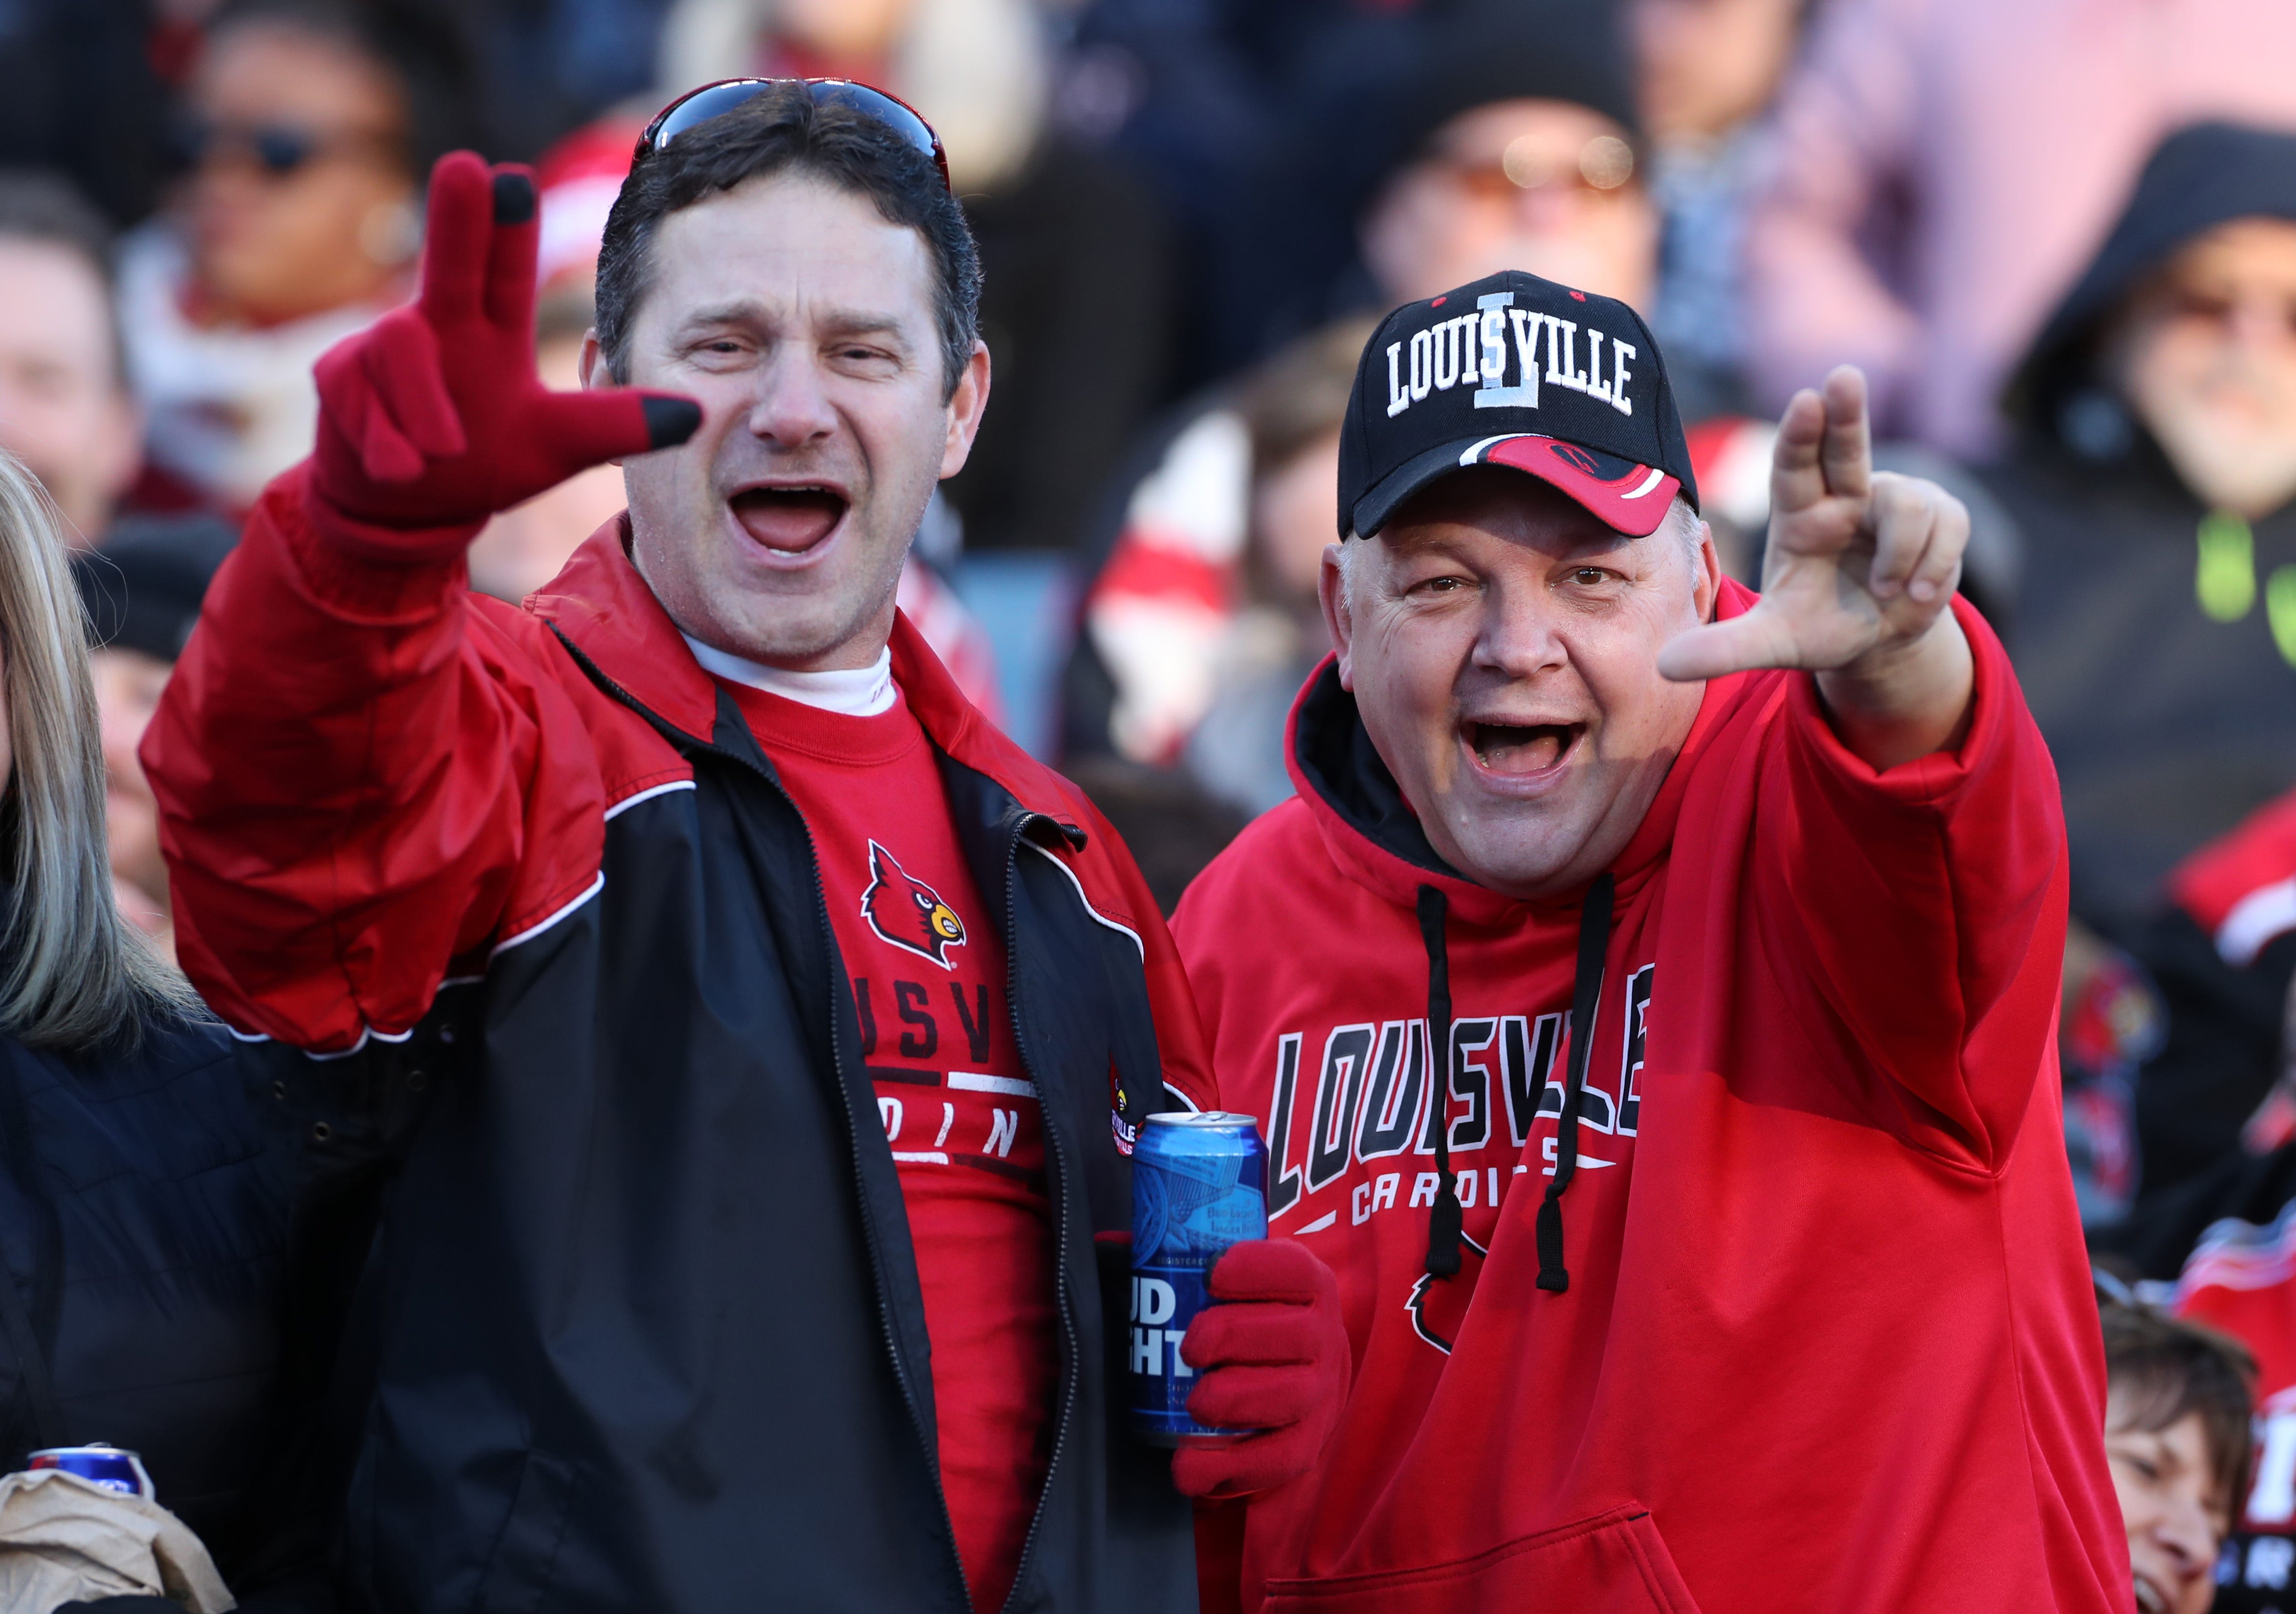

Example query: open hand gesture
[309,151,701,548]
[1656,366,1976,766]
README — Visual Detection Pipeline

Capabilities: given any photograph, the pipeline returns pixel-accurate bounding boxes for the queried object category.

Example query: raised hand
[1656,366,1975,767]
[308,151,701,556]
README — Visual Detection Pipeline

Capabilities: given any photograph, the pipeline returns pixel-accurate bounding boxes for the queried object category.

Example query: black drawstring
[1536,873,1615,1293]
[1416,887,1461,1276]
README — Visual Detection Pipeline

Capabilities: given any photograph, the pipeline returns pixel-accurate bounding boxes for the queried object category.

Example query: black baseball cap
[1338,269,1697,541]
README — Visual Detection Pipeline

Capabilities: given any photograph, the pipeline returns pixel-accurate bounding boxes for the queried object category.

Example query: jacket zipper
[547,633,977,1607]
[748,753,975,1612]
[996,813,1082,1614]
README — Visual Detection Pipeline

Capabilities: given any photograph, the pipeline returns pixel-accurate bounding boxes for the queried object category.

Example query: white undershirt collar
[682,635,896,717]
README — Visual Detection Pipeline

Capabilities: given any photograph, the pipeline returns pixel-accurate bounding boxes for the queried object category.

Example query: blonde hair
[0,453,196,1050]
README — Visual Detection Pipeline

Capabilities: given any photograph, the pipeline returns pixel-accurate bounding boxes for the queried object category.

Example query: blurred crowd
[9,0,2296,1601]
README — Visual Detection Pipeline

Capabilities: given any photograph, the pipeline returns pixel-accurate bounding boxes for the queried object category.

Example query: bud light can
[1129,1110,1268,1446]
[27,1444,154,1500]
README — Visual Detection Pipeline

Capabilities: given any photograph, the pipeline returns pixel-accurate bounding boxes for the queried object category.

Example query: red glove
[308,150,700,562]
[1172,1238,1349,1499]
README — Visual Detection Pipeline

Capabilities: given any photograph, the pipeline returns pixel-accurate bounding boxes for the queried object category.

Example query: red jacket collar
[528,516,1064,819]
[1284,576,1763,928]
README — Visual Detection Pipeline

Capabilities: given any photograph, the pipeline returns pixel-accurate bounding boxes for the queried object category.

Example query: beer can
[27,1444,154,1500]
[1129,1110,1268,1447]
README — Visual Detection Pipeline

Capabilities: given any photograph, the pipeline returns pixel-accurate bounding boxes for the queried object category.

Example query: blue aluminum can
[1129,1110,1268,1446]
[27,1444,153,1499]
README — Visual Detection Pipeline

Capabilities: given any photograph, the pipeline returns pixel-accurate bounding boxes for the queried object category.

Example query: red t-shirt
[724,674,1053,1614]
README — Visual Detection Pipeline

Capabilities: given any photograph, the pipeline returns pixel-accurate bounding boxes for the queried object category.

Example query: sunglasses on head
[637,79,950,192]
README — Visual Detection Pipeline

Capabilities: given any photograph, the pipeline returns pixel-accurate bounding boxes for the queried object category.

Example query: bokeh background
[20,0,2296,1354]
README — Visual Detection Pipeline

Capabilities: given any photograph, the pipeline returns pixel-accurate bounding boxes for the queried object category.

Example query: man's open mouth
[729,484,850,553]
[1463,721,1583,776]
[2131,1571,2165,1614]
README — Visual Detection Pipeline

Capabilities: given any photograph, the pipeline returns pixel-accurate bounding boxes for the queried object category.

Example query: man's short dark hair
[0,171,113,289]
[2102,1301,2256,1511]
[594,85,981,399]
[0,171,126,385]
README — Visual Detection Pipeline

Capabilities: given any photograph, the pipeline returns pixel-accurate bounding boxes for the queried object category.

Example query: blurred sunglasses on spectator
[171,117,400,179]
[1431,133,1639,204]
[637,79,950,192]
[2157,285,2296,343]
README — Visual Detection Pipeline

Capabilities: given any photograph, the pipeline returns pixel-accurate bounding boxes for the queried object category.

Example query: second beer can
[1128,1110,1268,1447]
[27,1443,154,1499]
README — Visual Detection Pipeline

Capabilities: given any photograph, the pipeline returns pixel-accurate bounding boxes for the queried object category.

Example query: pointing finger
[1654,609,1797,682]
[1818,364,1872,503]
[416,151,493,324]
[533,388,701,482]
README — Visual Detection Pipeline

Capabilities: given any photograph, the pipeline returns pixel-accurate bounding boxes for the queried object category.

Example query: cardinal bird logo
[861,841,967,968]
[1405,1228,1490,1355]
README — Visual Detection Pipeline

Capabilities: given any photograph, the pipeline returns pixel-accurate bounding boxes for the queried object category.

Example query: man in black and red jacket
[142,83,1346,1612]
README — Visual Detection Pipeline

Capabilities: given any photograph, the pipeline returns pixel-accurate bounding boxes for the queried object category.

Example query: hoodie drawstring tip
[1534,1195,1570,1292]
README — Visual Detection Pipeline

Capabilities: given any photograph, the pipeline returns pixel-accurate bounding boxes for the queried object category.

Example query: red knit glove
[1172,1239,1348,1499]
[308,150,700,561]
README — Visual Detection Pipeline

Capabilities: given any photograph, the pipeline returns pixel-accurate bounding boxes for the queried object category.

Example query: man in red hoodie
[1171,268,2131,1610]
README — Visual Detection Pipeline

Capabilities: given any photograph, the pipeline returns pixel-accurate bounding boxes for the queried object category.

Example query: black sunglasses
[171,117,393,178]
[636,79,950,192]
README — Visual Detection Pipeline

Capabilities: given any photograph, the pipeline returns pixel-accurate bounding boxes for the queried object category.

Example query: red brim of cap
[1469,434,1681,537]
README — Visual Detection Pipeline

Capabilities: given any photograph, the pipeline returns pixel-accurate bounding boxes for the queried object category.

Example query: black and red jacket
[143,469,1216,1613]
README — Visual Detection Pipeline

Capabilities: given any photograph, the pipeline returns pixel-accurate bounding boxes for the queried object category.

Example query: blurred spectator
[2099,1299,2254,1614]
[118,0,475,510]
[0,172,142,544]
[1990,122,2296,934]
[1058,0,1440,384]
[1742,0,2296,458]
[1179,318,1366,816]
[1631,0,1807,422]
[0,0,174,226]
[2163,1214,2296,1612]
[455,0,673,162]
[1066,7,1654,768]
[1062,755,1247,915]
[0,449,331,1607]
[1349,30,1649,315]
[659,0,1178,558]
[73,523,238,961]
[1251,2,1652,351]
[2106,789,2296,1211]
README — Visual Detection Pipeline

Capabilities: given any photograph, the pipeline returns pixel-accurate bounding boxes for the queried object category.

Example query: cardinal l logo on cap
[1339,269,1699,542]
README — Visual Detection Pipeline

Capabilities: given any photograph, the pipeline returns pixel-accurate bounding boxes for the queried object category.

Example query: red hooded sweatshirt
[1169,589,2130,1613]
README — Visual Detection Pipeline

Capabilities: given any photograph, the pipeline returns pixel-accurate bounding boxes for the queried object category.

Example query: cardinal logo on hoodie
[862,841,968,968]
[1405,1230,1489,1354]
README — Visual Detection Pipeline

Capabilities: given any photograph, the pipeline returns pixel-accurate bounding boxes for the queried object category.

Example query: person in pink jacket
[1742,0,2296,459]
